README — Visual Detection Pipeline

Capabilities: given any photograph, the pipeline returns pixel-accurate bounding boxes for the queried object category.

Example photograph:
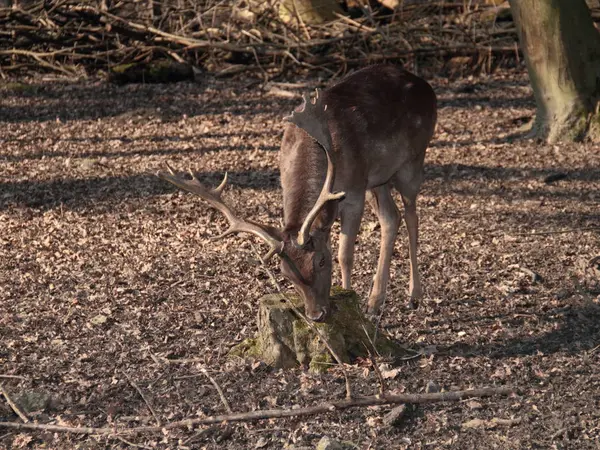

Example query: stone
[15,390,56,413]
[316,436,344,450]
[425,380,441,393]
[383,404,407,427]
[229,288,405,373]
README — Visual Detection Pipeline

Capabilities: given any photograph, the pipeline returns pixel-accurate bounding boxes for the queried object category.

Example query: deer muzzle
[306,306,327,322]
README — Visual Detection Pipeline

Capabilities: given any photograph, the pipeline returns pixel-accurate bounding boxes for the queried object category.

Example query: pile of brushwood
[0,0,531,79]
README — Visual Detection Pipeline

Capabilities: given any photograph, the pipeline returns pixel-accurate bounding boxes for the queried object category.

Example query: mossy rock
[3,82,39,96]
[108,61,194,85]
[229,287,405,373]
[14,390,56,413]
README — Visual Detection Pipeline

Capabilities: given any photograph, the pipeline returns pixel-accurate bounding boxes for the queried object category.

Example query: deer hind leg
[366,184,401,315]
[338,195,365,290]
[393,166,424,309]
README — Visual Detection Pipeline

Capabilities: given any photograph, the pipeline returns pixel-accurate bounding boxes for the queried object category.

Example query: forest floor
[1,68,599,449]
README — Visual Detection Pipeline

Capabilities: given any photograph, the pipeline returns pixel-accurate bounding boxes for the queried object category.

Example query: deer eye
[318,255,326,268]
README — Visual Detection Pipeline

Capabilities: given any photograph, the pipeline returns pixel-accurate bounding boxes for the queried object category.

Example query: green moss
[108,61,194,85]
[563,112,589,142]
[309,351,334,373]
[109,63,135,74]
[3,82,38,95]
[228,337,261,359]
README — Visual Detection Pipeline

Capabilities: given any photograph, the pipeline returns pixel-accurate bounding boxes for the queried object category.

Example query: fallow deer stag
[159,64,437,321]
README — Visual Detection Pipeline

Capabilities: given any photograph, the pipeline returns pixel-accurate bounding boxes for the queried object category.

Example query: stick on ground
[201,368,232,414]
[122,372,161,427]
[0,386,514,436]
[0,384,29,423]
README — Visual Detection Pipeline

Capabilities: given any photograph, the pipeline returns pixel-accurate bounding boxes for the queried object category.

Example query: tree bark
[509,0,600,142]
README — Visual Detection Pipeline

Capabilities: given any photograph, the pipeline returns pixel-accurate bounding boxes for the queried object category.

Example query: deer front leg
[402,195,422,308]
[337,196,365,290]
[367,185,401,315]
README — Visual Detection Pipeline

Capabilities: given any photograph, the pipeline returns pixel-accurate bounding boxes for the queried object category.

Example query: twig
[551,427,568,440]
[0,375,27,380]
[180,425,220,446]
[122,372,161,427]
[0,386,514,435]
[249,243,353,400]
[361,323,381,358]
[0,384,29,423]
[511,227,600,236]
[159,357,205,364]
[359,325,386,396]
[200,368,232,414]
[291,0,311,41]
[0,0,524,78]
[115,435,154,449]
[588,344,600,355]
[333,13,376,32]
[490,417,522,427]
[369,352,386,397]
[0,49,77,76]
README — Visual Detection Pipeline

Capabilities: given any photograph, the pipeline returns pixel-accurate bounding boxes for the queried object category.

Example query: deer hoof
[366,305,379,316]
[407,298,419,310]
[366,297,383,317]
[408,286,422,310]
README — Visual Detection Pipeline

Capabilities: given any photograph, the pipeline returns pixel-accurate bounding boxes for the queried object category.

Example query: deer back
[280,64,437,234]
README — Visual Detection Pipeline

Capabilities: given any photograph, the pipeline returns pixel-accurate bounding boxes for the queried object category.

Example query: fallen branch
[491,417,522,426]
[114,435,153,450]
[512,226,600,236]
[200,368,232,414]
[0,375,27,381]
[0,384,29,423]
[0,0,525,78]
[0,386,514,436]
[122,372,161,427]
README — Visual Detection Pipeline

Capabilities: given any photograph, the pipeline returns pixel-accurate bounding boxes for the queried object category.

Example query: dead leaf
[462,418,486,429]
[381,367,402,379]
[90,314,108,325]
[255,437,269,448]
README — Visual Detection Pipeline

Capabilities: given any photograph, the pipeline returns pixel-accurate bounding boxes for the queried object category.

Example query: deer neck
[281,143,330,236]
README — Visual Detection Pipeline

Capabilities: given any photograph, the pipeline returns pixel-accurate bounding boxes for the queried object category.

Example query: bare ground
[0,69,599,449]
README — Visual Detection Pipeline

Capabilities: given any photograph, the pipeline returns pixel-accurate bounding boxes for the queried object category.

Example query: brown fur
[279,64,437,319]
[160,64,437,322]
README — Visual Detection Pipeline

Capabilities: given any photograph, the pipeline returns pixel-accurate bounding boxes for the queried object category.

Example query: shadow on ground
[1,76,534,124]
[1,164,597,212]
[445,301,600,359]
[0,82,295,123]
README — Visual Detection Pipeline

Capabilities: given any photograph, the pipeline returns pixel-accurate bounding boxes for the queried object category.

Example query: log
[229,288,406,372]
[108,60,195,84]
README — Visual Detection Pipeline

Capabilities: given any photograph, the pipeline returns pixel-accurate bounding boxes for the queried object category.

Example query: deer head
[158,89,344,321]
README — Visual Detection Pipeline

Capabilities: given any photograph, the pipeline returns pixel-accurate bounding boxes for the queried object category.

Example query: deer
[158,64,437,322]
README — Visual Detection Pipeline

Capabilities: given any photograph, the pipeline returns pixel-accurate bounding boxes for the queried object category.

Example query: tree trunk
[229,288,406,373]
[509,0,600,142]
[279,0,343,25]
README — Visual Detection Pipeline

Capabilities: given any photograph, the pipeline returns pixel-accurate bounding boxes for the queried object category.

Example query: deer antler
[158,163,284,260]
[285,89,346,247]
